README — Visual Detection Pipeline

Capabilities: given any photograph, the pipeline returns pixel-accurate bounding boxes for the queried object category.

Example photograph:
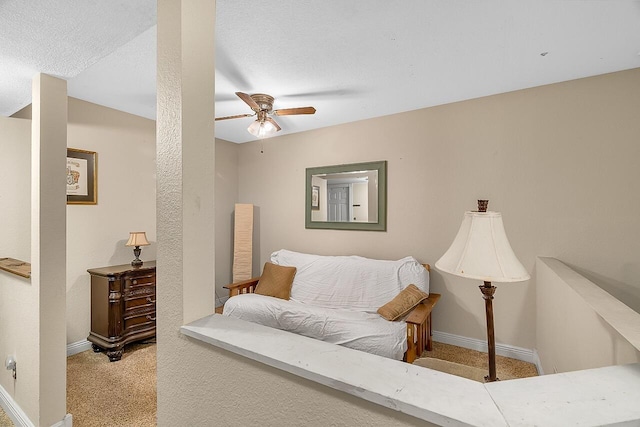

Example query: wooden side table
[87,261,156,361]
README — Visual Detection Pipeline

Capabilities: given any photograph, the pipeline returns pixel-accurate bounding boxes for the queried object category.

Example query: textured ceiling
[2,1,640,143]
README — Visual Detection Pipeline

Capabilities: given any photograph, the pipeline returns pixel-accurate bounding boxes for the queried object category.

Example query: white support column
[180,1,216,322]
[31,73,68,426]
[156,0,215,425]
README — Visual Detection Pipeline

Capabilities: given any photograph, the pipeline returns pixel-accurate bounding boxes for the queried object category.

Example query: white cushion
[223,293,408,360]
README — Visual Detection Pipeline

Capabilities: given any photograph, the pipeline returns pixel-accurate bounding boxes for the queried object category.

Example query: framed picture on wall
[311,185,320,210]
[67,148,97,205]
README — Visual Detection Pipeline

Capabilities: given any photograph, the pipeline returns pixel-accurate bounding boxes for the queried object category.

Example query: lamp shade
[125,231,150,247]
[435,211,530,282]
[247,119,277,138]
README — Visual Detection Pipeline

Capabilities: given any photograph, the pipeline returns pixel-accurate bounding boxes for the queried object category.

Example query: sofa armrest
[406,293,440,325]
[224,277,261,297]
[404,293,440,363]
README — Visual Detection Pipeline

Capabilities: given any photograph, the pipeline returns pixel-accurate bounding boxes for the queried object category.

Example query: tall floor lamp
[435,200,530,382]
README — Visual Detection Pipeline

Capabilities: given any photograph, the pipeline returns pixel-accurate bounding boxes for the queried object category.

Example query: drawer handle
[146,297,156,304]
[132,279,138,285]
[146,315,156,321]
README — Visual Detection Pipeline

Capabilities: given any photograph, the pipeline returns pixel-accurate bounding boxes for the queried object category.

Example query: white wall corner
[532,349,544,375]
[0,384,35,427]
[432,330,535,364]
[49,413,72,427]
[66,340,92,357]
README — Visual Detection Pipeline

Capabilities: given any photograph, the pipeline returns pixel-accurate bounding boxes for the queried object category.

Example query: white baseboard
[67,340,92,357]
[0,384,35,427]
[432,330,535,365]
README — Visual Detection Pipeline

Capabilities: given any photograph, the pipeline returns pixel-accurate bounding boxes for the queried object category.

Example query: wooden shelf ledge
[0,257,31,278]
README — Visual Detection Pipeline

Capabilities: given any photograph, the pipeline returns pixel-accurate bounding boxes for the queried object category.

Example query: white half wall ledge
[538,257,640,351]
[182,314,640,426]
[486,363,640,427]
[181,314,508,427]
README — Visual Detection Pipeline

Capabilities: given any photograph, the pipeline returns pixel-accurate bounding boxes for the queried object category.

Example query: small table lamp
[125,232,150,267]
[435,200,529,382]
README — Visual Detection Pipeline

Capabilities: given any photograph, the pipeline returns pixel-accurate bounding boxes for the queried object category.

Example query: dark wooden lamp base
[480,281,499,382]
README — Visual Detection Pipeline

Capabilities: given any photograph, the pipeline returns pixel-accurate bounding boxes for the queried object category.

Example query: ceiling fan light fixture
[247,119,277,138]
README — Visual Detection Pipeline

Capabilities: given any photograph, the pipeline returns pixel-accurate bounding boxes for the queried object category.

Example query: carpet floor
[414,341,538,382]
[0,406,12,427]
[67,342,156,427]
[0,340,538,427]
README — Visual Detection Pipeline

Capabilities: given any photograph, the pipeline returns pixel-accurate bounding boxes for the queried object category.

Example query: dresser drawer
[123,306,156,331]
[124,284,155,300]
[124,287,156,310]
[124,273,155,289]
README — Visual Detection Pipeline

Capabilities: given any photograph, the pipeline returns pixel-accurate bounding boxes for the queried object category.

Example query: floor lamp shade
[435,211,530,282]
[435,204,529,382]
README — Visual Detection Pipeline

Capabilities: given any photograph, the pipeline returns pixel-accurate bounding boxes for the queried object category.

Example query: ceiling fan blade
[266,117,281,132]
[273,106,316,116]
[215,113,254,121]
[236,92,260,112]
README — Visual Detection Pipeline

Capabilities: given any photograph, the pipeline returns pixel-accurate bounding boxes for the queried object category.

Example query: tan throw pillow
[254,262,297,300]
[377,284,429,321]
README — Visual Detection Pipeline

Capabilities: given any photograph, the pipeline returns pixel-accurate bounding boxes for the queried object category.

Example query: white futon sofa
[222,249,439,361]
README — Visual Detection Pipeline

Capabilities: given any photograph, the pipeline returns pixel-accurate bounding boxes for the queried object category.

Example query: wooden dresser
[87,261,156,361]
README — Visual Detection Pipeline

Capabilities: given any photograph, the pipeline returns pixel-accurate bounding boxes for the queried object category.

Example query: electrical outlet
[5,355,16,380]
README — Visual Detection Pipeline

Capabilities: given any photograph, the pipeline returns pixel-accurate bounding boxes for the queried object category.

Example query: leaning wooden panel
[233,203,254,282]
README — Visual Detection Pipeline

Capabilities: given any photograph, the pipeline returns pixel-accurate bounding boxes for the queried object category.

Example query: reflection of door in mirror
[328,184,349,222]
[313,170,378,223]
[352,182,368,222]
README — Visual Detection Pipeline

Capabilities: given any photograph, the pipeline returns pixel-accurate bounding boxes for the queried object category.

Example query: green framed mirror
[305,160,387,231]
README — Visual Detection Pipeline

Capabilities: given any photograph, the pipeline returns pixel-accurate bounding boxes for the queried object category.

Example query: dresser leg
[106,348,123,362]
[91,344,103,353]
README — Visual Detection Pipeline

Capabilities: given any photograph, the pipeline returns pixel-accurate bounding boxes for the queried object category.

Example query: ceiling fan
[215,92,316,138]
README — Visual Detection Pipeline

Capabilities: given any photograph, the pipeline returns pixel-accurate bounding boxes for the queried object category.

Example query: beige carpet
[413,341,538,382]
[67,342,156,427]
[0,406,13,427]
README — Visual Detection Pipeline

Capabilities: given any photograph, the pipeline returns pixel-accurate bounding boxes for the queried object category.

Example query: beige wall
[536,257,640,374]
[0,116,38,421]
[0,117,31,262]
[237,68,640,350]
[214,138,239,297]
